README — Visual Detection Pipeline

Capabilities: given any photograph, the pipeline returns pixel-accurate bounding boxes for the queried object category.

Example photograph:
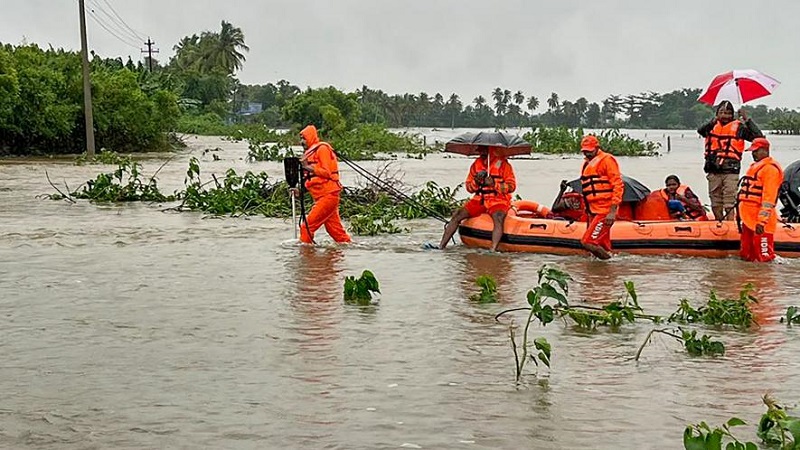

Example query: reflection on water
[1,133,800,449]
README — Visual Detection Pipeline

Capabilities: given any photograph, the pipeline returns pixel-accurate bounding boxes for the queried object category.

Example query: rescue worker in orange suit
[290,125,352,244]
[662,175,709,221]
[737,137,783,262]
[439,146,516,252]
[698,100,763,221]
[579,135,624,260]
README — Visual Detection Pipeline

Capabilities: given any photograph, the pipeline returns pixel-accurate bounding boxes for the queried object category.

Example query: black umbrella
[782,160,800,199]
[779,160,800,221]
[444,131,531,158]
[565,176,651,202]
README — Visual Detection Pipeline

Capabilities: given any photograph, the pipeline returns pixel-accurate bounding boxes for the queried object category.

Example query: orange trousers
[299,193,351,244]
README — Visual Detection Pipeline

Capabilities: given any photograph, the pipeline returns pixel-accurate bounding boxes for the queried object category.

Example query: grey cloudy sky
[3,0,799,108]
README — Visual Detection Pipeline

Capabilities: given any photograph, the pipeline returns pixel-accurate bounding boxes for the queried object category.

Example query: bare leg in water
[490,210,507,252]
[583,243,611,260]
[439,208,471,249]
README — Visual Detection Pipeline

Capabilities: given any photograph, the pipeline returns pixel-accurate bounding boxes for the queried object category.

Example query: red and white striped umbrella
[697,69,780,106]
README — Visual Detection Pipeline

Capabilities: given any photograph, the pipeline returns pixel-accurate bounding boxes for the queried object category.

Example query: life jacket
[737,157,784,233]
[659,185,709,221]
[300,125,342,199]
[581,151,622,215]
[738,161,782,204]
[704,121,744,173]
[465,156,516,201]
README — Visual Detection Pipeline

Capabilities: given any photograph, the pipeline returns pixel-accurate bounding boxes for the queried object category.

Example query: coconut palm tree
[201,21,249,74]
[547,92,560,111]
[526,96,539,114]
[513,90,525,106]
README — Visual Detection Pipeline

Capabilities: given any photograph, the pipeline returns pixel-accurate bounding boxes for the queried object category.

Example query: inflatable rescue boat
[458,200,800,257]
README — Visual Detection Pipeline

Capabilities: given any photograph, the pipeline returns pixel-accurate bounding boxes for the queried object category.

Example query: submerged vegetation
[524,127,660,156]
[470,275,499,304]
[343,270,380,305]
[496,266,762,382]
[45,158,463,236]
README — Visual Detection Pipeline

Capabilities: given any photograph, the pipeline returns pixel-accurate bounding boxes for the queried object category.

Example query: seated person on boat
[440,146,516,251]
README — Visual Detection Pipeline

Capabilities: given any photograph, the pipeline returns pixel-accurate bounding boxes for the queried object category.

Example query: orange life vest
[580,151,623,215]
[300,125,343,199]
[303,142,342,195]
[737,157,784,233]
[465,156,516,200]
[738,162,781,204]
[659,185,709,221]
[704,121,744,172]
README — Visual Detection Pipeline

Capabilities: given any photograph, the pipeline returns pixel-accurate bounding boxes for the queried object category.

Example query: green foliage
[0,44,179,155]
[758,394,800,449]
[470,275,498,304]
[668,285,757,329]
[348,213,403,236]
[343,270,380,305]
[681,329,725,356]
[169,21,248,75]
[247,141,295,162]
[331,124,430,160]
[281,86,361,134]
[523,126,660,156]
[179,156,277,216]
[75,149,126,165]
[781,306,800,325]
[509,265,573,381]
[174,112,232,135]
[683,418,756,450]
[52,157,462,234]
[71,158,174,203]
[636,327,725,361]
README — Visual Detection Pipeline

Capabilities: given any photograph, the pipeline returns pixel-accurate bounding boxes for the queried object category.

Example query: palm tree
[575,97,589,124]
[491,87,505,116]
[513,90,525,106]
[526,96,540,113]
[202,21,249,74]
[473,95,487,109]
[547,92,560,111]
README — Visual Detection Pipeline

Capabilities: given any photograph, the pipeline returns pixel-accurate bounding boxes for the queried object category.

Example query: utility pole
[78,0,95,157]
[141,37,159,71]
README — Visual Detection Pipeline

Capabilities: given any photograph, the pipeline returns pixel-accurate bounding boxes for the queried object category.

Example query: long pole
[78,0,96,157]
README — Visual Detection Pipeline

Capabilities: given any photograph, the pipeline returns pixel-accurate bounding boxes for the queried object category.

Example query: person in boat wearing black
[662,175,709,221]
[697,100,763,221]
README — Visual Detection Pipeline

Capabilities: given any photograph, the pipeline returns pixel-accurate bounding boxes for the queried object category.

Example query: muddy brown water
[1,130,799,449]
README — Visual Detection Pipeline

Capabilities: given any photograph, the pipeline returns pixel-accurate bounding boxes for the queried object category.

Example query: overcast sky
[2,0,799,108]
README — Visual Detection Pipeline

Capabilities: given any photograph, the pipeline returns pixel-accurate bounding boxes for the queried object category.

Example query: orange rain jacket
[465,152,516,202]
[300,125,342,199]
[737,156,784,234]
[580,150,624,215]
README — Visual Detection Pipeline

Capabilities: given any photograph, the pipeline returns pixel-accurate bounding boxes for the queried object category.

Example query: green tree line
[3,19,800,156]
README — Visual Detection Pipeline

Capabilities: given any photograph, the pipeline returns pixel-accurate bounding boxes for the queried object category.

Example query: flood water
[2,130,800,449]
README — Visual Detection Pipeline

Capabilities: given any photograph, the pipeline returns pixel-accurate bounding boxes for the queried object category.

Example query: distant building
[237,102,263,116]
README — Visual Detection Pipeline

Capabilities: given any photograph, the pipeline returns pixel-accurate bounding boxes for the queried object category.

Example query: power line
[87,0,142,44]
[86,7,140,49]
[101,0,147,42]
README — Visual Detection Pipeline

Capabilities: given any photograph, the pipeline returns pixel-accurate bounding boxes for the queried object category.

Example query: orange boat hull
[459,211,800,258]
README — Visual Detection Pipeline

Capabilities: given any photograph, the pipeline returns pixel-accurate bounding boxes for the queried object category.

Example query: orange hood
[300,125,320,149]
